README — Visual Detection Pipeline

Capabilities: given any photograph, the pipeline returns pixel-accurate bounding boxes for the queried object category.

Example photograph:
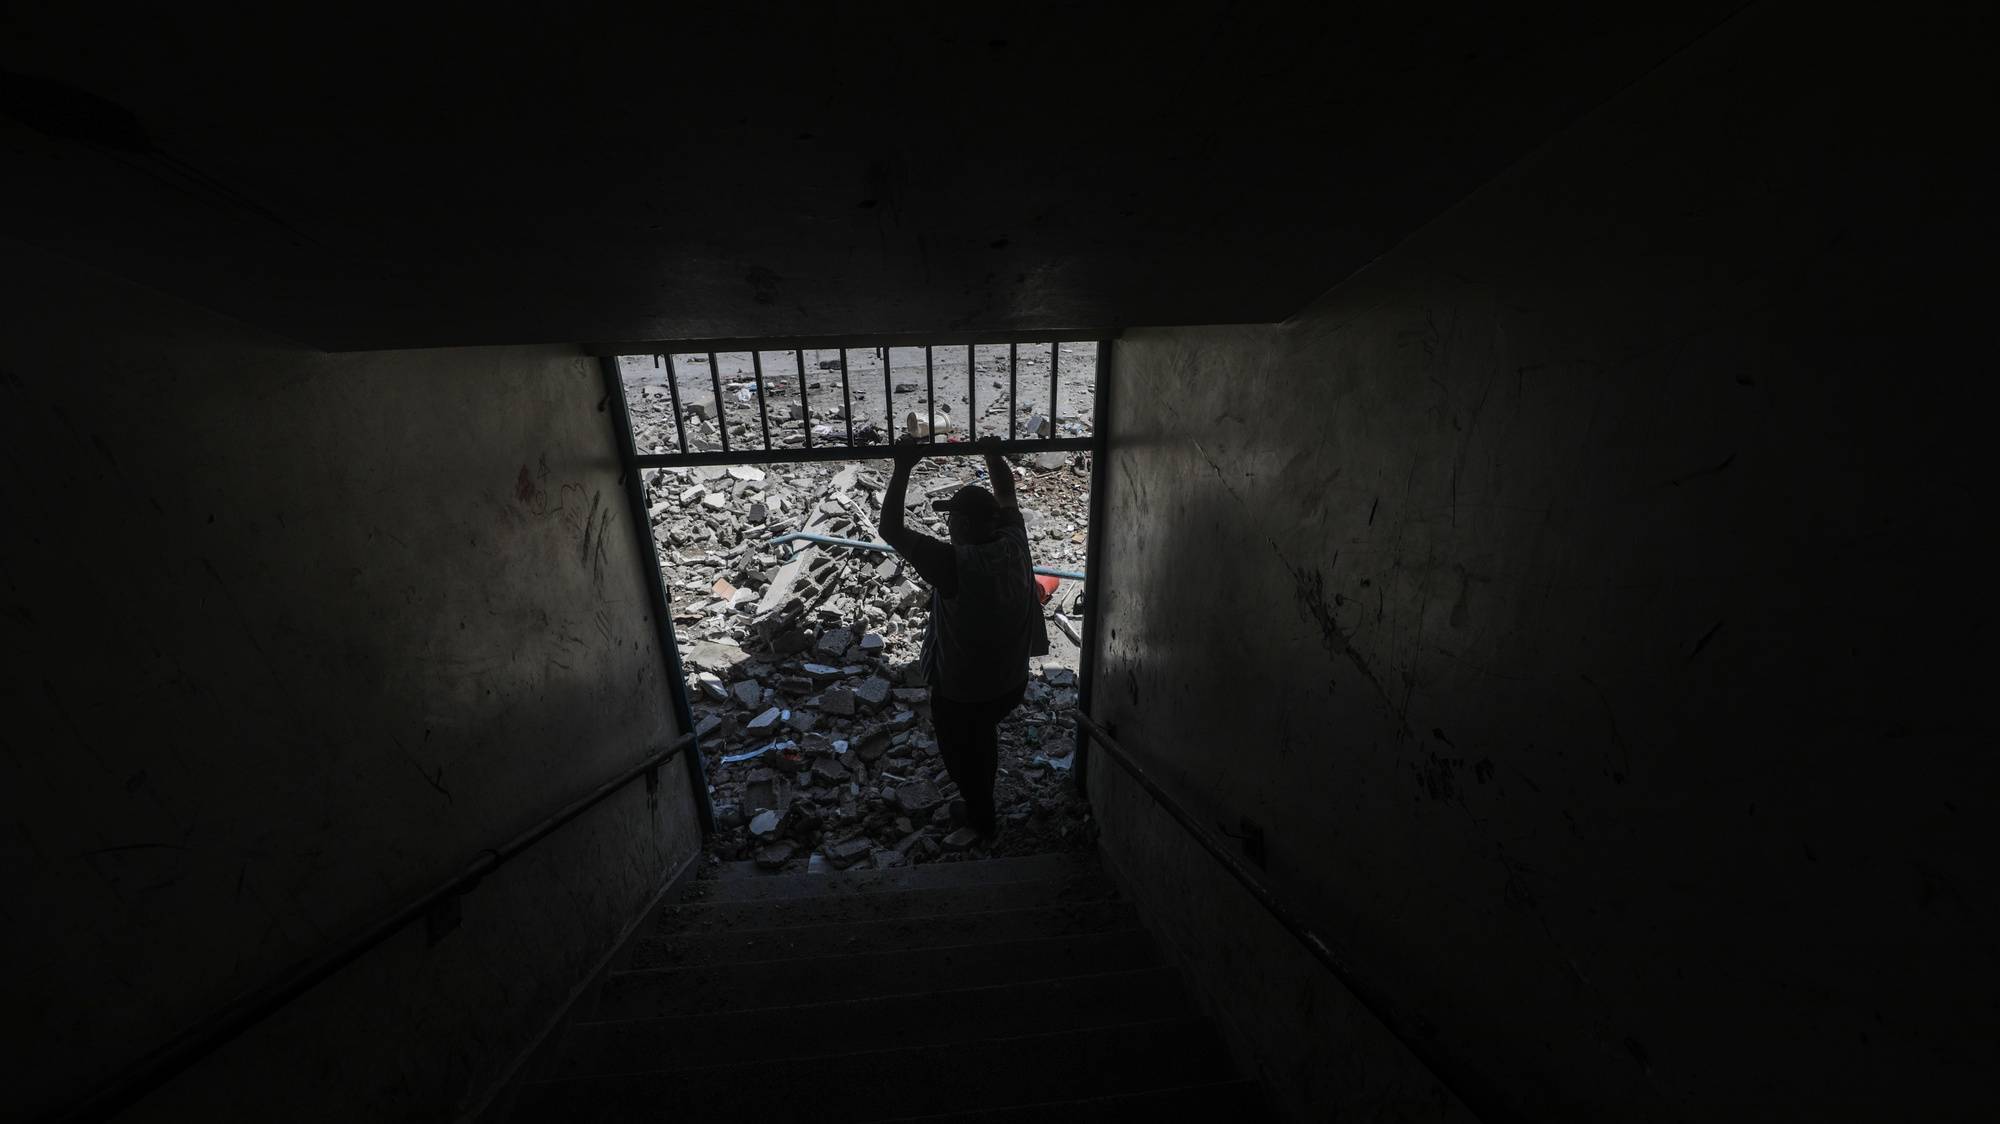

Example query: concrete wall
[1090,7,1992,1122]
[0,242,700,1121]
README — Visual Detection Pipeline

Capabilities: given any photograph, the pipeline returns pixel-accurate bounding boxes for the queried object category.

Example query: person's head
[934,485,1000,545]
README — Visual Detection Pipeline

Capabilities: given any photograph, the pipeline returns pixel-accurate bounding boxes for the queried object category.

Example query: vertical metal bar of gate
[882,348,895,443]
[966,344,976,436]
[664,354,688,454]
[598,357,715,834]
[1049,341,1060,432]
[925,346,936,443]
[838,348,854,445]
[752,350,771,451]
[1073,342,1112,792]
[797,350,813,451]
[708,351,728,454]
[1008,342,1018,440]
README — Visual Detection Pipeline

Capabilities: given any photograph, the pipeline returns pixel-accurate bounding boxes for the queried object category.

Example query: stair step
[628,900,1138,969]
[595,928,1160,1020]
[865,1080,1273,1122]
[692,853,1092,904]
[514,1017,1233,1122]
[555,967,1190,1078]
[656,873,1117,934]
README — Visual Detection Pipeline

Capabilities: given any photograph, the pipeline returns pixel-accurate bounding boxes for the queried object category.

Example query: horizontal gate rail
[633,435,1092,470]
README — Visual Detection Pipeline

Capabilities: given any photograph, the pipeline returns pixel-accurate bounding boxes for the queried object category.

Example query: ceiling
[0,4,1737,351]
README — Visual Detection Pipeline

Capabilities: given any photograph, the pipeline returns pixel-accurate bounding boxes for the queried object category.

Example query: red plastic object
[1034,574,1061,605]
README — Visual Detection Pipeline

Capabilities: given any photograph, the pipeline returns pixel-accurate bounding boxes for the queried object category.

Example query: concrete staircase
[508,851,1270,1122]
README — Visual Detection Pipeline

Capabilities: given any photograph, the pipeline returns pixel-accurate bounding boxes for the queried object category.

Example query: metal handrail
[766,533,1086,581]
[60,732,696,1123]
[1072,713,1492,1121]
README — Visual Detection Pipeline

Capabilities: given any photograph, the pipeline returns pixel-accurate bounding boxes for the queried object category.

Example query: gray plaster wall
[1089,7,1991,1122]
[0,241,700,1121]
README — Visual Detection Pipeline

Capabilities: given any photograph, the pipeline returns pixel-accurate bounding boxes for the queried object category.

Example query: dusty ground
[616,348,1097,872]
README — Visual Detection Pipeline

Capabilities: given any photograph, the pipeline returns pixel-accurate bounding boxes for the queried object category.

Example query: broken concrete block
[732,680,763,709]
[749,809,782,837]
[728,465,766,482]
[694,672,727,702]
[855,676,892,709]
[802,662,844,681]
[815,628,855,660]
[1042,666,1077,688]
[754,839,797,869]
[943,827,979,849]
[746,706,782,731]
[821,686,857,716]
[858,633,885,654]
[811,757,851,785]
[702,492,729,511]
[786,709,820,734]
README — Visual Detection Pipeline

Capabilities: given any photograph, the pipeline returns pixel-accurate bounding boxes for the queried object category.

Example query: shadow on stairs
[504,850,1272,1122]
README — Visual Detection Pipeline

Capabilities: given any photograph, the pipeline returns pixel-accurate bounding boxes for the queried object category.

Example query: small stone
[728,465,766,482]
[812,757,851,785]
[892,687,928,704]
[1025,414,1051,438]
[1042,667,1077,688]
[815,628,856,660]
[886,708,916,731]
[872,849,908,869]
[713,802,744,829]
[821,686,857,716]
[802,662,845,681]
[711,578,737,600]
[749,809,782,837]
[747,501,769,524]
[754,839,797,869]
[943,827,979,849]
[746,706,782,731]
[702,492,729,510]
[694,672,727,701]
[1031,451,1069,471]
[855,676,892,709]
[732,680,763,709]
[786,709,820,734]
[893,817,914,835]
[693,713,724,740]
[858,633,885,653]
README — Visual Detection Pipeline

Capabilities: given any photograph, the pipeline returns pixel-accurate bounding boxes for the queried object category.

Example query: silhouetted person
[879,435,1050,837]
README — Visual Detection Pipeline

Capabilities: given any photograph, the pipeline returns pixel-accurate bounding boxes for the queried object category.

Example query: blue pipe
[767,532,1086,582]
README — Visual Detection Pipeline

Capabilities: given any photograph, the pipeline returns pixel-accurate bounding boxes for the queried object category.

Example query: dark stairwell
[6,5,1994,1123]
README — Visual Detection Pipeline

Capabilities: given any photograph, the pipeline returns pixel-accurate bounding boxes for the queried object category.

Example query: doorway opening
[605,337,1110,874]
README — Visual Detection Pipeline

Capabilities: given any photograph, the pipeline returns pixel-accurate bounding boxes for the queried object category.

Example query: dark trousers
[931,681,1026,833]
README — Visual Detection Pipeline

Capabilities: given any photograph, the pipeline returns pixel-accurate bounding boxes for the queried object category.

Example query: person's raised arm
[976,435,1017,510]
[878,436,924,547]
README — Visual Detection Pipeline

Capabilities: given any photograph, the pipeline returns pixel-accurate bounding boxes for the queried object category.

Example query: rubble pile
[621,353,1098,872]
